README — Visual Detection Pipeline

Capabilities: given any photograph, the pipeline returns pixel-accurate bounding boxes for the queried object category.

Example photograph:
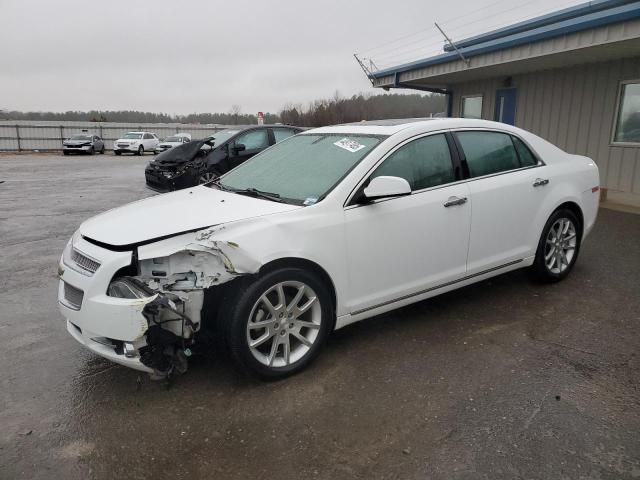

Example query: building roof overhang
[371,0,640,90]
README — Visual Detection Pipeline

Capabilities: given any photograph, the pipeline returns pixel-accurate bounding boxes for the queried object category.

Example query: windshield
[204,130,239,147]
[123,133,143,139]
[217,133,384,204]
[70,135,91,140]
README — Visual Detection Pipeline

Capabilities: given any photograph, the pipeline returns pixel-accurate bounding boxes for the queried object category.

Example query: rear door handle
[533,178,550,187]
[443,196,468,207]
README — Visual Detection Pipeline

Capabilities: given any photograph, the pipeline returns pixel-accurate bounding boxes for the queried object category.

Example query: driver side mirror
[363,176,411,200]
[232,143,246,155]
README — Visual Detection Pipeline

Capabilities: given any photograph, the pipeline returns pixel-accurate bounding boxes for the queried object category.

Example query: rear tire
[530,208,581,283]
[137,145,144,156]
[224,268,333,379]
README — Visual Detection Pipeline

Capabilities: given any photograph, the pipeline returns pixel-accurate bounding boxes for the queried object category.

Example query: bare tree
[229,104,242,124]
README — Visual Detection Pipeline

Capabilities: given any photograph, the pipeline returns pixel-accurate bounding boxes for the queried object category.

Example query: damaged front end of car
[145,139,211,192]
[60,226,261,380]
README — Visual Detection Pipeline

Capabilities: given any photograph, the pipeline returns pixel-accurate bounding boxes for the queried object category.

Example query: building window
[613,80,640,144]
[461,95,483,119]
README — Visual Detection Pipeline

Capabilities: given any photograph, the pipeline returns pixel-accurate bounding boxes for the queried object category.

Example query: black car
[145,125,302,192]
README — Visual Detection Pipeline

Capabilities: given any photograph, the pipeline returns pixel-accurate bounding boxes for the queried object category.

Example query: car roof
[305,118,520,136]
[217,125,301,131]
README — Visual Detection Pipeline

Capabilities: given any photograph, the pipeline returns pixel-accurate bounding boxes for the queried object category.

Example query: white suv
[114,132,159,156]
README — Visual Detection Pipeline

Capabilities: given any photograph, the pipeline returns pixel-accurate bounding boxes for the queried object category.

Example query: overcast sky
[0,0,584,115]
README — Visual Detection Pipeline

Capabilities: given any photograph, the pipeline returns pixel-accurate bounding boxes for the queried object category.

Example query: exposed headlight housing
[108,277,155,299]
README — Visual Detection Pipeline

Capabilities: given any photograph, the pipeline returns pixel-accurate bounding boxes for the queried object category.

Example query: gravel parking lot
[1,153,639,480]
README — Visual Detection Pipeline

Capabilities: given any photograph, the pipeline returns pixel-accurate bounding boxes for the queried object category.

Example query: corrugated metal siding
[373,18,640,88]
[451,57,640,196]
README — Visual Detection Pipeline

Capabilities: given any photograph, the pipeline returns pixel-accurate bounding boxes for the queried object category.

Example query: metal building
[368,0,640,207]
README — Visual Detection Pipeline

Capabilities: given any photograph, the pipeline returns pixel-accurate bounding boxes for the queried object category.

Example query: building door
[495,88,517,125]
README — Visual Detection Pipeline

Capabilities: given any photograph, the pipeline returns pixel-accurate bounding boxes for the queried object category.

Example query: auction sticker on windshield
[333,138,366,153]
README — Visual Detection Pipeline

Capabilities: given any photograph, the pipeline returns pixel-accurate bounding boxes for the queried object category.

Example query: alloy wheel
[199,171,218,184]
[544,218,577,274]
[246,281,322,368]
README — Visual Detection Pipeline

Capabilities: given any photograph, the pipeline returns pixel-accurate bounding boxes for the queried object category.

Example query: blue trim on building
[372,1,640,80]
[443,0,629,52]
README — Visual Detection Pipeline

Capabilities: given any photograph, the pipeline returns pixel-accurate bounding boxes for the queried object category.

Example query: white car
[58,118,600,379]
[154,133,192,154]
[114,132,159,155]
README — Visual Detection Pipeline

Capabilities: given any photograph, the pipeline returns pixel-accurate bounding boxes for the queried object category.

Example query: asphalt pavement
[1,153,639,479]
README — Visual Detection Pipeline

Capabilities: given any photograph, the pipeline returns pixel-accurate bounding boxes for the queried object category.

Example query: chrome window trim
[343,127,545,210]
[452,128,546,185]
[343,128,454,208]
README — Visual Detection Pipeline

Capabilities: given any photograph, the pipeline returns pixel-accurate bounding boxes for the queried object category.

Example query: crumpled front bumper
[57,236,154,371]
[144,166,199,192]
[65,318,153,372]
[63,145,92,152]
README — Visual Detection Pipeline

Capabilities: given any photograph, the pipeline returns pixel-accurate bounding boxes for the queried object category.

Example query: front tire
[224,268,332,379]
[115,151,121,156]
[530,208,581,283]
[137,145,144,156]
[88,146,94,155]
[198,169,221,185]
[100,145,105,154]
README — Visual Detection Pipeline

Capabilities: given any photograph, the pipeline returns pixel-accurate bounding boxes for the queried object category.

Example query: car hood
[65,140,91,144]
[158,142,180,147]
[79,186,301,247]
[153,140,208,165]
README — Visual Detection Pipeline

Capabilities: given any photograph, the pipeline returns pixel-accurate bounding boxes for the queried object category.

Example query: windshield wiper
[234,187,283,203]
[210,180,283,203]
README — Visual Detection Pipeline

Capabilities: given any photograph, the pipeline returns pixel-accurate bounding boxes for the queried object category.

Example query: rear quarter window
[512,136,538,167]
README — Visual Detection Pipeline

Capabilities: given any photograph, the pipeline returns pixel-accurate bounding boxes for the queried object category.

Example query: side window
[511,136,537,167]
[235,130,269,151]
[273,128,296,143]
[456,131,520,177]
[371,134,455,191]
[143,133,152,140]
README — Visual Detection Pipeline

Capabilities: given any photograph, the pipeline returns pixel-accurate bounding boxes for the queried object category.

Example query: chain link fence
[0,121,231,151]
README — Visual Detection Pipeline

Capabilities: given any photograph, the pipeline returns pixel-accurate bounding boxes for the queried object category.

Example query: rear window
[273,128,297,143]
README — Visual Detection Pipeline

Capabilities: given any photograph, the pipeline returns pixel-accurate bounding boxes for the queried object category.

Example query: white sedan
[113,131,159,155]
[154,133,192,154]
[58,118,600,379]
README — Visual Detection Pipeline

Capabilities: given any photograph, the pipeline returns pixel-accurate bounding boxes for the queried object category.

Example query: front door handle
[533,178,550,187]
[443,196,468,207]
